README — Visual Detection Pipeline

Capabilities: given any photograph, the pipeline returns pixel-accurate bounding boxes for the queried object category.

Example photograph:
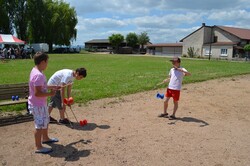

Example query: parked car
[31,43,49,53]
[53,46,81,53]
[53,47,68,53]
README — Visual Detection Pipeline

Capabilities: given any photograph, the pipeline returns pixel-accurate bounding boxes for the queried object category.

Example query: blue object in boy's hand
[11,96,15,101]
[156,93,164,99]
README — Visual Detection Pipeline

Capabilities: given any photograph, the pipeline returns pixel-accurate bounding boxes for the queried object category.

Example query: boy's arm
[60,83,66,103]
[67,84,72,98]
[176,68,191,76]
[34,86,55,97]
[163,76,170,83]
[47,85,61,90]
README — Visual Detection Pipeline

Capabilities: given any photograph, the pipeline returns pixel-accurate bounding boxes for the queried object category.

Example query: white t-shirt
[47,69,74,86]
[168,67,187,90]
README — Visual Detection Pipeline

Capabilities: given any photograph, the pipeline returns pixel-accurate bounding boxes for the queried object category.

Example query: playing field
[0,74,250,166]
[0,53,250,111]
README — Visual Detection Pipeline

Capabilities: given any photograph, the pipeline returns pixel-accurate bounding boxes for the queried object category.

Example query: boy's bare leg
[34,129,43,150]
[59,110,65,119]
[172,100,178,116]
[164,97,170,114]
[48,106,53,115]
[42,128,50,142]
[59,106,66,119]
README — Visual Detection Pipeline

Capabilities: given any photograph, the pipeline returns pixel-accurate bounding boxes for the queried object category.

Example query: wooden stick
[156,81,165,86]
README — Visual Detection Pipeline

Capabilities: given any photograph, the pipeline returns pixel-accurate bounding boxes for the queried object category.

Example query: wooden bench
[0,83,29,112]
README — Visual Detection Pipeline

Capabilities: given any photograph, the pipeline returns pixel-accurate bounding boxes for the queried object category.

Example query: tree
[27,0,47,43]
[44,0,77,51]
[138,31,150,52]
[244,44,250,59]
[126,32,138,49]
[0,0,14,34]
[27,0,77,52]
[243,44,250,52]
[109,34,124,53]
[14,0,29,41]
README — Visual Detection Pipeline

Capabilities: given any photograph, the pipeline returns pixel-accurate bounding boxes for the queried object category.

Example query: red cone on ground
[83,119,88,125]
[80,120,84,126]
[63,98,69,105]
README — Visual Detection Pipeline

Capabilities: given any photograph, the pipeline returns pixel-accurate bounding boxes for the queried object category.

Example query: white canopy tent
[0,34,25,44]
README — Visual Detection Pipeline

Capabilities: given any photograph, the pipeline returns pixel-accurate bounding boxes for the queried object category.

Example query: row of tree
[109,32,150,53]
[0,0,77,52]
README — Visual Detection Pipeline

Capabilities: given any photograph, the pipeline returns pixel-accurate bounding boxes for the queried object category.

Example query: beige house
[146,43,182,56]
[180,23,250,59]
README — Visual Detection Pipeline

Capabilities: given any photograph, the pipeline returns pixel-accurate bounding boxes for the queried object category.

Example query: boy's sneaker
[49,116,58,123]
[59,118,70,124]
[169,115,177,120]
[158,113,168,118]
[35,147,53,154]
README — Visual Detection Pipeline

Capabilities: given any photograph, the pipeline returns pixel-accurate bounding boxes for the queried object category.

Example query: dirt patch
[1,75,250,166]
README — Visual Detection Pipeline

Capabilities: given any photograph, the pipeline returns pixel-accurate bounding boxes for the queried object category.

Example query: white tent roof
[0,34,25,44]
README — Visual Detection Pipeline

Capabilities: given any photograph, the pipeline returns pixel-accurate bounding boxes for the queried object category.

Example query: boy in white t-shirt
[47,68,87,124]
[158,57,191,119]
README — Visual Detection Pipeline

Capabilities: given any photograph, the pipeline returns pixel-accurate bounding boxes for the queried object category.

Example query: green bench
[0,83,29,112]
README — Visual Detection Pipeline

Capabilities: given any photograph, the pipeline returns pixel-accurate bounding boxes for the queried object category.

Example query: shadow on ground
[168,116,209,127]
[64,122,110,131]
[48,139,91,161]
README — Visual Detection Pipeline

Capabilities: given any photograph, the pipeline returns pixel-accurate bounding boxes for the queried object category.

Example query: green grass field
[0,53,250,112]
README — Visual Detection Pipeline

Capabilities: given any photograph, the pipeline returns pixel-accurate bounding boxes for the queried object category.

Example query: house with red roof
[180,23,250,59]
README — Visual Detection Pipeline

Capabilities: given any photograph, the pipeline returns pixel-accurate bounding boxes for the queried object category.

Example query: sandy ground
[0,75,250,166]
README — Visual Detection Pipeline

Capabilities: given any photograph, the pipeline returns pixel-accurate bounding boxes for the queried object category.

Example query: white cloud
[129,12,204,29]
[208,10,250,21]
[65,0,153,16]
[207,9,250,29]
[66,0,248,14]
[141,26,200,43]
[84,18,126,29]
[63,0,250,45]
[77,12,203,33]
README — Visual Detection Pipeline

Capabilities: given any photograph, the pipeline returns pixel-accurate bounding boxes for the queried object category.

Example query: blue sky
[64,0,250,46]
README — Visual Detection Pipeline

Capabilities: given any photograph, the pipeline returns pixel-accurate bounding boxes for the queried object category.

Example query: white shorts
[29,105,49,129]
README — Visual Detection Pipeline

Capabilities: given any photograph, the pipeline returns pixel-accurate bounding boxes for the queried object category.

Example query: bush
[243,44,250,51]
[187,47,200,58]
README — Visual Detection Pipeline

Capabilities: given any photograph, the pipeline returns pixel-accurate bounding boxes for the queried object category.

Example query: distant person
[0,48,4,60]
[9,46,15,59]
[28,52,59,154]
[29,47,35,59]
[3,47,8,59]
[158,57,191,119]
[20,46,26,59]
[47,68,87,124]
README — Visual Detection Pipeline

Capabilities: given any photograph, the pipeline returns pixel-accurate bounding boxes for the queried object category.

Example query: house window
[214,36,218,42]
[221,48,228,56]
[205,48,211,56]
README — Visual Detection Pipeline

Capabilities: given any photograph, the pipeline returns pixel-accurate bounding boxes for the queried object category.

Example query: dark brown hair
[76,68,87,77]
[34,52,49,65]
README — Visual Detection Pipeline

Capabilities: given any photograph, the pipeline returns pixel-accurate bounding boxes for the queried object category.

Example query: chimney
[202,23,206,26]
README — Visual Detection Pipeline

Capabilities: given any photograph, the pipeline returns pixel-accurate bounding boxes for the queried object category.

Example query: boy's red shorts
[165,88,180,101]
